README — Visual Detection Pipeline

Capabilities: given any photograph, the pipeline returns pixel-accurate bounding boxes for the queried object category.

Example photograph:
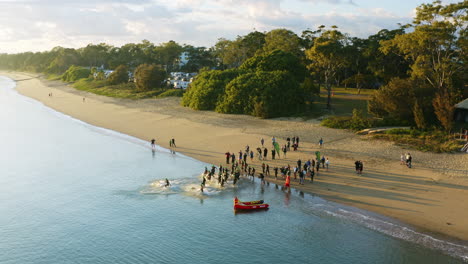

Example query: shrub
[239,49,306,82]
[348,109,371,130]
[216,70,304,118]
[134,64,165,91]
[181,69,243,110]
[61,65,91,82]
[321,116,352,129]
[108,65,129,85]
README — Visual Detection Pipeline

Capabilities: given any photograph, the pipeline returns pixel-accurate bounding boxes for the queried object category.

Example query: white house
[173,81,191,89]
[167,71,197,89]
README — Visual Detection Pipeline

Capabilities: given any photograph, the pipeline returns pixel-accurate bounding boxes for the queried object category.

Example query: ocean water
[0,76,466,264]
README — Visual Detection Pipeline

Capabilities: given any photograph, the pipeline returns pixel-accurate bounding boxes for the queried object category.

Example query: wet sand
[3,71,468,242]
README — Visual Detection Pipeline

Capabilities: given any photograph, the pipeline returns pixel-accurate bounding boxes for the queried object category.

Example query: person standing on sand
[271,149,276,160]
[282,145,287,158]
[150,139,156,149]
[256,148,262,160]
[321,156,326,168]
[274,167,278,179]
[171,138,176,147]
[266,164,270,176]
[231,153,236,164]
[406,153,412,168]
[319,138,323,148]
[355,161,360,174]
[310,168,315,182]
[250,150,254,161]
[325,158,330,170]
[400,153,405,165]
[272,136,276,146]
[261,138,264,147]
[359,161,364,174]
[263,148,268,160]
[296,136,300,148]
[262,163,266,174]
[225,152,230,164]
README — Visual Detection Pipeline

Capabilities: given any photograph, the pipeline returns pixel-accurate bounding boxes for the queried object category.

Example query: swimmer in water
[201,176,206,186]
[164,178,170,187]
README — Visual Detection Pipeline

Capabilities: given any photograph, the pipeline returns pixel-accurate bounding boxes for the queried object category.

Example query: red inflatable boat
[234,197,269,210]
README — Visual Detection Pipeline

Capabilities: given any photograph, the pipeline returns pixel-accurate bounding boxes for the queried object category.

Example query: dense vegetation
[0,1,465,131]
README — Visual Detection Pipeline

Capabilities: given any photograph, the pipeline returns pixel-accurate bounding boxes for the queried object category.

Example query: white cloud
[0,0,417,53]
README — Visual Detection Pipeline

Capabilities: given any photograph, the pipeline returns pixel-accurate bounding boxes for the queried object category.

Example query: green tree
[305,27,347,109]
[413,100,427,129]
[240,49,307,82]
[380,1,466,131]
[262,29,303,58]
[134,64,165,91]
[154,40,183,71]
[61,65,91,82]
[180,45,215,72]
[181,69,242,110]
[80,43,112,68]
[46,47,81,74]
[364,28,410,85]
[107,65,129,85]
[368,78,416,122]
[216,71,304,118]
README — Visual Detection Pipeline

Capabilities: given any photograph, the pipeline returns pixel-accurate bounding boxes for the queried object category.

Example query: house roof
[455,98,468,110]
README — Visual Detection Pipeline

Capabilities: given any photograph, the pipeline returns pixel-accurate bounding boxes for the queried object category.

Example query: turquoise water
[0,76,466,264]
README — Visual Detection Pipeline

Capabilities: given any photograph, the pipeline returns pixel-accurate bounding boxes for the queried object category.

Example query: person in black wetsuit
[201,177,206,186]
[165,178,170,187]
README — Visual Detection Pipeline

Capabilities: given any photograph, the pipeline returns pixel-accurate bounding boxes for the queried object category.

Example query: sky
[0,0,460,53]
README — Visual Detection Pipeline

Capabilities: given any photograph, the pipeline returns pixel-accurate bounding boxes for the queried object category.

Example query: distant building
[455,98,468,123]
[167,72,197,89]
[173,81,191,89]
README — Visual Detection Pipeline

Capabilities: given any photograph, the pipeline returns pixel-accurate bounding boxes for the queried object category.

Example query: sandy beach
[3,71,468,242]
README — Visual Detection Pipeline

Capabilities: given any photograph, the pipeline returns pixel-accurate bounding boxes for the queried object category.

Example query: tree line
[0,1,466,130]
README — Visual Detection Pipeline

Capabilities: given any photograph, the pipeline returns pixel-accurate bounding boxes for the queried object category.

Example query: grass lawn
[321,86,377,96]
[312,91,371,117]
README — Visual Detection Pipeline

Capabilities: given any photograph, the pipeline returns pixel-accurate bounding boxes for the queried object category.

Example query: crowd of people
[150,135,414,193]
[215,136,335,192]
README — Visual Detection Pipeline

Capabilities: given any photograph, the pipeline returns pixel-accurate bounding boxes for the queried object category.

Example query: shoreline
[2,71,468,244]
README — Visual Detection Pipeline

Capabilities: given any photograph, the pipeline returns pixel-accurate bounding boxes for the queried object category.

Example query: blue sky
[0,0,460,53]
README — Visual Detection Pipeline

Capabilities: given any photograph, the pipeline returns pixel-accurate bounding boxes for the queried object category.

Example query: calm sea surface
[0,76,466,264]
